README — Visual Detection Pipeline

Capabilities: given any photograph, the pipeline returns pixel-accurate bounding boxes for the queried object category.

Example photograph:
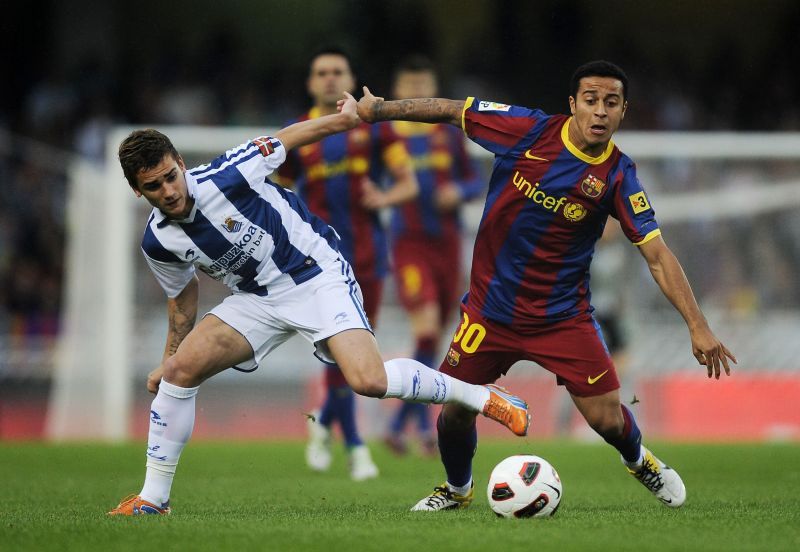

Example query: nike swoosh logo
[544,483,561,499]
[524,149,549,162]
[587,369,609,384]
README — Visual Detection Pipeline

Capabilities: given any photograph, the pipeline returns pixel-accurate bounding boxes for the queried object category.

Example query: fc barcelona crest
[446,348,461,367]
[580,174,606,198]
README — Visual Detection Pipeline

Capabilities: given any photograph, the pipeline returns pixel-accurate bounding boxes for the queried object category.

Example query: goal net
[46,127,800,441]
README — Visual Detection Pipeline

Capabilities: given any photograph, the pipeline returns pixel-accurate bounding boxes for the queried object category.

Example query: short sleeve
[609,161,661,246]
[190,137,287,186]
[241,136,288,179]
[462,97,550,157]
[143,252,196,298]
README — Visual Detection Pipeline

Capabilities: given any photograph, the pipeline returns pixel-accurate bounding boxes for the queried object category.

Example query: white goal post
[46,127,800,441]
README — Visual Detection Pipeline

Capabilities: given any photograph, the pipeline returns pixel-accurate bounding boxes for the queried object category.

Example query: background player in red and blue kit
[352,60,736,510]
[383,57,484,456]
[278,48,418,480]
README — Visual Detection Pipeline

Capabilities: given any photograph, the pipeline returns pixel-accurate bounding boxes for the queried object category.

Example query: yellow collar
[561,117,614,165]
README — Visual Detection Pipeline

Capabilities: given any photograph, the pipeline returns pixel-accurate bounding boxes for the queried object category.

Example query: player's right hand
[690,326,737,379]
[355,86,383,123]
[147,365,164,394]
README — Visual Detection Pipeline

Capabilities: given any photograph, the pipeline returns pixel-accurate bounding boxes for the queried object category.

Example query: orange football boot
[108,494,171,516]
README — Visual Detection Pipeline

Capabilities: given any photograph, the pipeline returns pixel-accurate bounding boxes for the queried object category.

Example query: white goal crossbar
[45,127,800,441]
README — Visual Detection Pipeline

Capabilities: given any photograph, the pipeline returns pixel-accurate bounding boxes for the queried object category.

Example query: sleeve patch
[628,191,651,214]
[477,101,511,112]
[252,136,277,157]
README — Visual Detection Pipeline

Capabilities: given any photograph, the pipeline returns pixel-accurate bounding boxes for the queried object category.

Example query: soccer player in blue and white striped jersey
[107,93,530,516]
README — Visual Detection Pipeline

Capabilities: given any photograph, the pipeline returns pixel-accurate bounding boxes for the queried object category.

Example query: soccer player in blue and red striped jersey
[352,60,736,511]
[384,57,484,457]
[278,48,418,480]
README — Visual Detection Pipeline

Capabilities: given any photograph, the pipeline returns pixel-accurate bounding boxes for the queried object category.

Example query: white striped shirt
[141,137,341,298]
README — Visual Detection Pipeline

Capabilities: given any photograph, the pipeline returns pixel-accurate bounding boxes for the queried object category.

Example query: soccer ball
[487,455,562,518]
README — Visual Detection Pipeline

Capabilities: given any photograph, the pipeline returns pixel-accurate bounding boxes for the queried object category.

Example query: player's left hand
[147,365,164,394]
[336,91,360,128]
[435,183,463,212]
[690,326,737,379]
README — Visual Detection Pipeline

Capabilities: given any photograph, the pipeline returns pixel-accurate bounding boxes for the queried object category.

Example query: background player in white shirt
[108,92,530,516]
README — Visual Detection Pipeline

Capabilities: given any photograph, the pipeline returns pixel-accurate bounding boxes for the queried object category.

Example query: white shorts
[206,258,372,371]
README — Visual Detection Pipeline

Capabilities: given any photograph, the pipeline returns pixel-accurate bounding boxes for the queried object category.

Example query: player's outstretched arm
[147,276,199,393]
[275,92,360,151]
[638,236,737,379]
[352,86,464,126]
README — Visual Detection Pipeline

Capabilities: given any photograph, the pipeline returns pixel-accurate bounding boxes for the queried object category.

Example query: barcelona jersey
[462,98,661,328]
[278,108,410,279]
[388,122,482,241]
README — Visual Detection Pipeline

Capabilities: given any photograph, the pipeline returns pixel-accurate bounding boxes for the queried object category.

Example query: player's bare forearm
[356,87,464,126]
[639,236,736,377]
[375,98,464,126]
[383,164,419,206]
[162,276,199,361]
[645,246,703,327]
[275,112,358,151]
[277,92,359,150]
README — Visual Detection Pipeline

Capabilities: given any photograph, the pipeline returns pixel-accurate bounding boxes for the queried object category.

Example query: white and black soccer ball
[487,455,562,518]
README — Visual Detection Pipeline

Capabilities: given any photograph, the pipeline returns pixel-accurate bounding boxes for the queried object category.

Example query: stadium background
[2,0,800,443]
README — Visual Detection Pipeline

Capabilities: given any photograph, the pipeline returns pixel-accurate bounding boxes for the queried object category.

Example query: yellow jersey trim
[392,121,435,137]
[308,106,322,120]
[634,228,662,246]
[383,141,411,169]
[461,97,474,135]
[561,118,615,165]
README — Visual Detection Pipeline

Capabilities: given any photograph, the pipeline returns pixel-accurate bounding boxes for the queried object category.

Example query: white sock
[139,379,198,506]
[382,358,490,412]
[447,479,473,496]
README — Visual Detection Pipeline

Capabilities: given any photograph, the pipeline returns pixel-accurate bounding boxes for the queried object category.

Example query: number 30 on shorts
[452,312,487,354]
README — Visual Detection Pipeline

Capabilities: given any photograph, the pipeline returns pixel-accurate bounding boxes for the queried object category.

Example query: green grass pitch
[1,441,798,551]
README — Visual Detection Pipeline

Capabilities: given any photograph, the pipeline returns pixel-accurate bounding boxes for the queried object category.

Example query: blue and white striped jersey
[141,137,341,298]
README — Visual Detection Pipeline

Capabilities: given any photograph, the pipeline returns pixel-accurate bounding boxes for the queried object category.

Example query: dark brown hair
[570,60,629,101]
[392,55,437,86]
[118,129,180,190]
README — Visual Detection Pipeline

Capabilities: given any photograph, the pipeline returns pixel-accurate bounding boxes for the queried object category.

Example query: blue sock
[319,384,363,446]
[412,403,431,433]
[319,364,348,427]
[437,412,477,488]
[331,385,363,448]
[389,402,414,434]
[318,390,336,427]
[603,404,642,463]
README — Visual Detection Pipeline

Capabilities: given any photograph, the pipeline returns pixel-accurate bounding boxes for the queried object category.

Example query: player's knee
[162,356,203,388]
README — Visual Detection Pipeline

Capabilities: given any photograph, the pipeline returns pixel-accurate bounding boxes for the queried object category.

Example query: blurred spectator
[2,2,800,341]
